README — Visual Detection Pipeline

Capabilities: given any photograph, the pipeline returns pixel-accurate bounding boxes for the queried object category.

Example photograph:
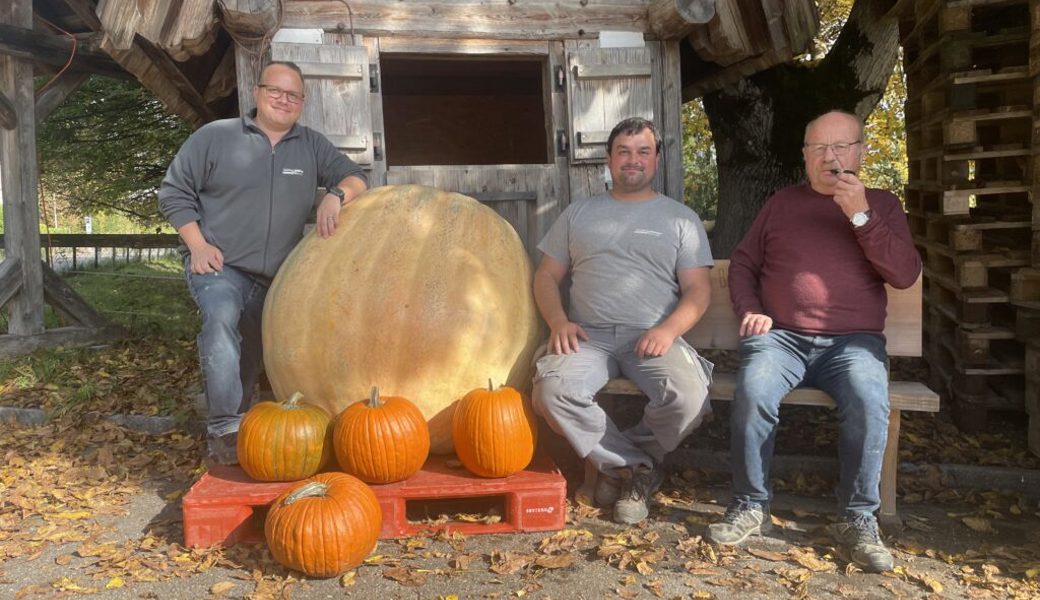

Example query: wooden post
[0,0,44,336]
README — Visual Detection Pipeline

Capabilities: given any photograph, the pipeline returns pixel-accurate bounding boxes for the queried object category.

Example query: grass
[46,255,199,339]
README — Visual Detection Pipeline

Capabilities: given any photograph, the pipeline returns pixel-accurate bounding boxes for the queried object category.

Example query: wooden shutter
[566,47,654,162]
[271,42,373,165]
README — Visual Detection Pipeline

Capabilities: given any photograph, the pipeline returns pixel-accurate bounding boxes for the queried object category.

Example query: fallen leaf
[962,517,995,533]
[747,547,786,561]
[209,581,236,595]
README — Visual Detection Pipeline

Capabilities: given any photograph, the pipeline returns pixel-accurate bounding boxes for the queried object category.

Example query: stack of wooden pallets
[898,0,1039,450]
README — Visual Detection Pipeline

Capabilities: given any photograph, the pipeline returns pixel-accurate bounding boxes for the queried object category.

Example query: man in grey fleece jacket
[158,61,367,465]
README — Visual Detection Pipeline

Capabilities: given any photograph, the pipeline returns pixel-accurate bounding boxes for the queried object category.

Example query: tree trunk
[702,0,899,257]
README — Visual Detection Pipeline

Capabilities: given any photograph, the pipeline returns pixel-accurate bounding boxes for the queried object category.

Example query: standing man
[704,110,921,573]
[159,61,367,465]
[532,117,714,525]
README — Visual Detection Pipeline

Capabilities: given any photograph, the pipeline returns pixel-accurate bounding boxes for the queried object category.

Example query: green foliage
[36,76,192,226]
[681,100,718,223]
[861,58,907,200]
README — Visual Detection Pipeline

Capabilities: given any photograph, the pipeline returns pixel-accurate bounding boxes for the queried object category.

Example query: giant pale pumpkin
[262,185,542,453]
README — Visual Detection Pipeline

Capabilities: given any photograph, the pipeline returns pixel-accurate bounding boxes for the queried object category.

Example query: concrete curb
[666,447,1040,499]
[4,406,1038,498]
[0,406,205,435]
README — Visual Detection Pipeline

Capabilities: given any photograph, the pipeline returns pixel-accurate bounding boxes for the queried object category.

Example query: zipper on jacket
[261,145,275,274]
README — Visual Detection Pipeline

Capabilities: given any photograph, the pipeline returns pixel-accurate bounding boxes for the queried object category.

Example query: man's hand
[548,320,589,354]
[739,312,773,337]
[316,193,342,239]
[832,171,869,219]
[188,241,224,274]
[635,326,675,358]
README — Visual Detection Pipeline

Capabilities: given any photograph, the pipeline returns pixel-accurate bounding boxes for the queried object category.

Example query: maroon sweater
[729,184,922,336]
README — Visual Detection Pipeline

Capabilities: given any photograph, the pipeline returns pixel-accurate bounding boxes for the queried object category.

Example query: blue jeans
[185,263,269,438]
[730,329,889,518]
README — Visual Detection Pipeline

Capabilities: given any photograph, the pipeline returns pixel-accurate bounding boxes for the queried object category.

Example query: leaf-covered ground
[1,414,1039,599]
[1,318,1038,597]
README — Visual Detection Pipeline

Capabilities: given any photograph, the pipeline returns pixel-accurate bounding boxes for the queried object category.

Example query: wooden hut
[0,0,818,353]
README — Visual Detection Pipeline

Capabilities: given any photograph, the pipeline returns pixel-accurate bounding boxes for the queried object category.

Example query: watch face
[852,212,869,227]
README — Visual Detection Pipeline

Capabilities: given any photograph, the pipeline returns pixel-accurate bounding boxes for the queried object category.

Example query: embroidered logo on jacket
[282,168,304,176]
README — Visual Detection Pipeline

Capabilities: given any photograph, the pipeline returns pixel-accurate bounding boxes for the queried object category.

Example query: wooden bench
[590,259,940,528]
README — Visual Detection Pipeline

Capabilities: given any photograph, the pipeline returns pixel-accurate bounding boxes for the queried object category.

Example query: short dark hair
[258,61,305,87]
[606,117,662,155]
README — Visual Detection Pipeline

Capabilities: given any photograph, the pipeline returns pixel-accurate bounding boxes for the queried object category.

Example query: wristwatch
[851,210,871,228]
[325,186,346,205]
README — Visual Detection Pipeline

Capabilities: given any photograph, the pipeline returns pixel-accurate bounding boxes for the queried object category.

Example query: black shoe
[613,465,664,525]
[206,431,239,465]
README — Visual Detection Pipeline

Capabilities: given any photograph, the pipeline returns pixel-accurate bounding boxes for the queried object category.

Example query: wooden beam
[1,0,45,338]
[59,0,104,30]
[281,1,648,40]
[0,326,125,358]
[0,24,128,79]
[35,70,90,123]
[0,90,14,130]
[0,257,23,309]
[649,0,716,39]
[41,261,113,329]
[203,45,237,103]
[132,37,217,123]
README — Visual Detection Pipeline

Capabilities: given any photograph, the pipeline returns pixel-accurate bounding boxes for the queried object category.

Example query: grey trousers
[532,325,713,475]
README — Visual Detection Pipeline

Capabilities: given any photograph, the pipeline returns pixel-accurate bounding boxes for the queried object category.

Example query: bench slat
[599,374,940,413]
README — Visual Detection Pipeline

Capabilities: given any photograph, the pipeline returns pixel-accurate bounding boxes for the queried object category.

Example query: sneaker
[828,514,894,573]
[705,499,772,545]
[207,431,239,465]
[613,465,664,525]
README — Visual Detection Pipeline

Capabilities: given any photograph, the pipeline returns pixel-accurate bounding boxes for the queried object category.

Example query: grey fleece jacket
[158,111,365,280]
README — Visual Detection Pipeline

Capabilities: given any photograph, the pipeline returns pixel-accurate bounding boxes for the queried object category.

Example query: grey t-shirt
[538,193,713,328]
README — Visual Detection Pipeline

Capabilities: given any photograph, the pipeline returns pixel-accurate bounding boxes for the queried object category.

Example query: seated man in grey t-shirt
[531,117,714,525]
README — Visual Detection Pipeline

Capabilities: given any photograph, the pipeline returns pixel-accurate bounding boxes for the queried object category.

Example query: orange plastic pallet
[182,454,567,548]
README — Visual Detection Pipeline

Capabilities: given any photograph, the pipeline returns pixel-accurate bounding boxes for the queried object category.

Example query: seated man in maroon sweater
[704,110,922,573]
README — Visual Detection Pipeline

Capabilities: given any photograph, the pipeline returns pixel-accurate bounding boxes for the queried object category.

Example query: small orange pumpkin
[452,380,538,478]
[237,391,332,482]
[333,386,430,484]
[264,472,382,577]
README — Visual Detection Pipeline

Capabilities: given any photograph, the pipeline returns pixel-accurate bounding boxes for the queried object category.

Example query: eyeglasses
[803,141,862,156]
[257,84,305,104]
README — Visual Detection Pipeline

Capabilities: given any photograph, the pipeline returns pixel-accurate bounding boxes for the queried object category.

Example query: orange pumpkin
[262,185,542,454]
[237,391,331,482]
[333,386,430,484]
[452,380,538,478]
[264,472,382,578]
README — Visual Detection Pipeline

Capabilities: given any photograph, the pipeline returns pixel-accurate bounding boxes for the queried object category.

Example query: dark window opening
[381,56,548,166]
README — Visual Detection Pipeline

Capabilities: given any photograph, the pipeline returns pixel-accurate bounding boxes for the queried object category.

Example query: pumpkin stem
[369,386,382,408]
[488,378,494,391]
[285,391,305,408]
[282,481,328,505]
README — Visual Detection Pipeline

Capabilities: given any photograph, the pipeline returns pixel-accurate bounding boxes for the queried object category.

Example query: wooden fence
[0,233,181,270]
